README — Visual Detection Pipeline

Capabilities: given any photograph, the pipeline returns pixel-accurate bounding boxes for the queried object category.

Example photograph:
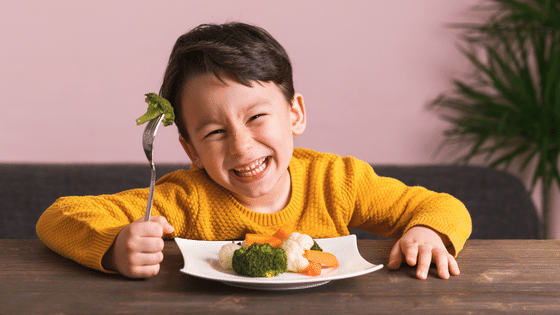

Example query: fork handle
[144,164,157,222]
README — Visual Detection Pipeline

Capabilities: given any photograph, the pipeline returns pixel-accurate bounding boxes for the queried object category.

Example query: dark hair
[159,22,295,140]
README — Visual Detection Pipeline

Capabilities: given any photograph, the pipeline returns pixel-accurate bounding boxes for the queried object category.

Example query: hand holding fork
[101,111,174,279]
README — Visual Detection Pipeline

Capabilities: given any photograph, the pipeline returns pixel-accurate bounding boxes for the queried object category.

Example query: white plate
[175,234,383,290]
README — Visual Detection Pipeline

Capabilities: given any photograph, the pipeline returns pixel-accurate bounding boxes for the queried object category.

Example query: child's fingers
[402,240,419,266]
[131,216,174,235]
[432,247,451,279]
[130,251,164,266]
[130,219,171,238]
[149,216,175,234]
[387,241,404,270]
[388,226,461,280]
[128,263,161,279]
[415,245,433,280]
[106,217,174,279]
[116,237,165,278]
[126,223,161,240]
[448,254,460,276]
[136,236,165,254]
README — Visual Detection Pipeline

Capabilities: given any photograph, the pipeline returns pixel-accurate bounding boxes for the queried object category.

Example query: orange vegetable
[272,225,291,241]
[303,261,322,276]
[245,233,283,248]
[303,250,339,267]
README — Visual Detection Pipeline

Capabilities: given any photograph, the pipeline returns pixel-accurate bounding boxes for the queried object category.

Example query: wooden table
[1,239,559,314]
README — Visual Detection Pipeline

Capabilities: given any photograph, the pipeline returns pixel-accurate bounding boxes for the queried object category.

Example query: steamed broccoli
[232,243,288,277]
[135,93,175,126]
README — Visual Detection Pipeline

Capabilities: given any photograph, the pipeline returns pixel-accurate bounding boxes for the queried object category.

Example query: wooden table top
[1,239,559,314]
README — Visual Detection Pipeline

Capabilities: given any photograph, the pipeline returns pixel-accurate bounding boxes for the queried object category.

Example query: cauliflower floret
[219,242,241,270]
[283,232,314,250]
[285,251,310,272]
[280,232,314,272]
[293,232,314,250]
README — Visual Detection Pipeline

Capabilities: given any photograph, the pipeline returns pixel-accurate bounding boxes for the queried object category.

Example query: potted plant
[430,0,560,238]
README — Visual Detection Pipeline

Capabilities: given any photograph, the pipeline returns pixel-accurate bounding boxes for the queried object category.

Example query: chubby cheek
[265,131,294,166]
[202,158,231,188]
[189,141,220,173]
[204,146,228,171]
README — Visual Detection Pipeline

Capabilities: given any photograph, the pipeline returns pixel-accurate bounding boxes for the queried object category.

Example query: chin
[232,183,274,199]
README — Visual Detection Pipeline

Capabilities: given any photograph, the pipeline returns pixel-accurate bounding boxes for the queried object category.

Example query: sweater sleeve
[35,170,197,272]
[347,159,472,256]
[36,192,144,273]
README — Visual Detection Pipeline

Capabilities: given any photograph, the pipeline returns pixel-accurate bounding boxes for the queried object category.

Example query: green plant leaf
[490,141,531,167]
[520,145,540,172]
[543,34,560,105]
[430,0,560,237]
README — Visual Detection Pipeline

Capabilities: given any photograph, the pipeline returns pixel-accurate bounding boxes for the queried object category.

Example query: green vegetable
[232,243,287,277]
[310,240,322,252]
[135,93,175,126]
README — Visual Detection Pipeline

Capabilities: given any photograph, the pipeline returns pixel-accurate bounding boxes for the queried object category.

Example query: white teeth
[234,157,267,177]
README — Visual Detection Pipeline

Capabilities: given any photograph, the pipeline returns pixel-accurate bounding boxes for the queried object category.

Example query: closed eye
[204,129,225,139]
[248,114,265,122]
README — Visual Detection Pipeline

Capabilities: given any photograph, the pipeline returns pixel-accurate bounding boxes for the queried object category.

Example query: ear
[290,93,306,136]
[179,135,204,169]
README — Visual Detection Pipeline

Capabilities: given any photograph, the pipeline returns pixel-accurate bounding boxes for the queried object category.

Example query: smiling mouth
[232,157,269,179]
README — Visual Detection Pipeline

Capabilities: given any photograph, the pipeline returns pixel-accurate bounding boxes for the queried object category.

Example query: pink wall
[1,0,475,164]
[2,0,558,238]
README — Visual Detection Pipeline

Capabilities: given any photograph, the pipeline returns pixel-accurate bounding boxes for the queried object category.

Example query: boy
[37,22,471,280]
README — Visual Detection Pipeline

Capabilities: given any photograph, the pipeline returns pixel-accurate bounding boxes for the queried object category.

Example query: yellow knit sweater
[36,148,472,272]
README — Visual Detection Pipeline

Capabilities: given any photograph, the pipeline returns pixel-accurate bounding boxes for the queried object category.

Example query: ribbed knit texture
[36,148,472,272]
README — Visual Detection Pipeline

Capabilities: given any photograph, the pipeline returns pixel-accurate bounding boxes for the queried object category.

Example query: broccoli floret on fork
[135,93,175,127]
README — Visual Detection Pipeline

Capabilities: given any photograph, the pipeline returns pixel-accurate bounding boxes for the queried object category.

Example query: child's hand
[102,216,174,279]
[386,226,459,280]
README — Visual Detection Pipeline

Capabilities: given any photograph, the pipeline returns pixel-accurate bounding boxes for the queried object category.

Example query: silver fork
[142,114,165,222]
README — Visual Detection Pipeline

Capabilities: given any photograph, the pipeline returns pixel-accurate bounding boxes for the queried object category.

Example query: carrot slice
[303,261,322,276]
[303,250,339,267]
[272,225,291,241]
[245,234,283,248]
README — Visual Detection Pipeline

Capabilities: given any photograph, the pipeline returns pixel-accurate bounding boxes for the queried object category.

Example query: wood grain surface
[1,239,559,314]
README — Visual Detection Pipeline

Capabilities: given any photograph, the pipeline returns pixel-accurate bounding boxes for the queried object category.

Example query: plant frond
[431,0,560,237]
[520,145,540,171]
[542,33,560,106]
[551,152,560,187]
[489,141,532,167]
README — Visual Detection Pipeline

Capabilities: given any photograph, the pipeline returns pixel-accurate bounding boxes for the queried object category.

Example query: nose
[228,128,252,156]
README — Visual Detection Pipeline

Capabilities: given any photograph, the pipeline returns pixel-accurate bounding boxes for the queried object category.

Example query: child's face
[178,73,306,211]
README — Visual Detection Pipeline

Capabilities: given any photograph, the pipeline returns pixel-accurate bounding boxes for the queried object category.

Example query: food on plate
[303,249,339,268]
[232,243,288,278]
[304,261,322,277]
[219,227,338,278]
[244,233,283,248]
[272,225,291,240]
[135,93,175,126]
[280,232,313,272]
[310,240,323,252]
[218,241,241,270]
